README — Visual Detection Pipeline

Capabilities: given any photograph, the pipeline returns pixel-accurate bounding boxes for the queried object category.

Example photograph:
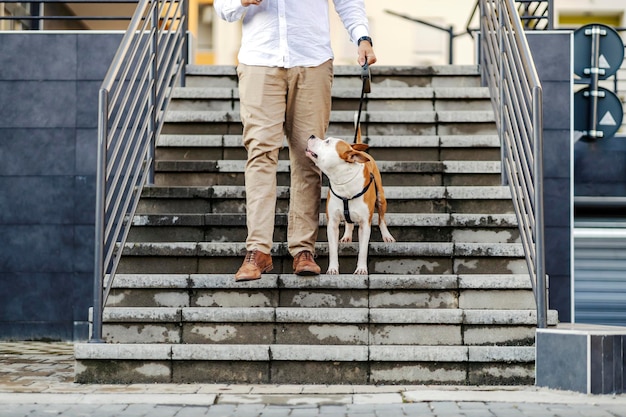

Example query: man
[214,0,376,281]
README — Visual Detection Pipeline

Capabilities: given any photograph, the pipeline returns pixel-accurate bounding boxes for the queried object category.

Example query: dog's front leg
[340,222,354,243]
[354,221,371,274]
[327,214,341,275]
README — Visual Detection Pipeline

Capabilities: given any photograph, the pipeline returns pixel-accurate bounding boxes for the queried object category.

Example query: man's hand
[358,40,376,67]
[241,0,262,6]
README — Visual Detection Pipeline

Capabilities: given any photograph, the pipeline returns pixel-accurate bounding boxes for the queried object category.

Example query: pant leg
[284,60,334,256]
[237,64,288,254]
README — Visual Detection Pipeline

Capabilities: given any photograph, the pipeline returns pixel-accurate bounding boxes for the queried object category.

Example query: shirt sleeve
[333,0,370,44]
[214,0,247,22]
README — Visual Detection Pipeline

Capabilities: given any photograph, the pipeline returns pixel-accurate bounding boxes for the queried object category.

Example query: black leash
[353,62,371,144]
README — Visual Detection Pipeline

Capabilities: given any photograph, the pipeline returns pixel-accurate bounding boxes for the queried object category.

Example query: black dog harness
[329,173,376,224]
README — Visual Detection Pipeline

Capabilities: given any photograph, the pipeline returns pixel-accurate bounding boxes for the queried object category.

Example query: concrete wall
[0,32,122,341]
[528,31,574,322]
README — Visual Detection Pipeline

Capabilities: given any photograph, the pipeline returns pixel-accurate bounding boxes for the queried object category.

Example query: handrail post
[91,88,109,343]
[148,0,158,185]
[448,25,454,64]
[547,0,554,30]
[498,0,507,187]
[182,0,188,86]
[533,85,547,328]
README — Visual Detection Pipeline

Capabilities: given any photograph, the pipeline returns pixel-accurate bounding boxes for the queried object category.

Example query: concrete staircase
[74,65,558,385]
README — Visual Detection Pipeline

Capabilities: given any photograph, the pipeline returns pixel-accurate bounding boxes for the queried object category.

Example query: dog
[306,128,395,275]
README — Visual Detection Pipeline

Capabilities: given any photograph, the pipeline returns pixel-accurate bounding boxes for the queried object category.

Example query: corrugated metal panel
[574,227,626,325]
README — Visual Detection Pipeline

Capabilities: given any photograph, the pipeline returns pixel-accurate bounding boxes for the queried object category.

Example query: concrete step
[73,342,538,385]
[155,134,502,162]
[128,213,520,243]
[161,109,496,137]
[183,65,484,89]
[137,185,515,215]
[168,86,492,112]
[152,159,502,187]
[115,241,528,275]
[100,305,546,345]
[76,64,555,387]
[107,273,534,309]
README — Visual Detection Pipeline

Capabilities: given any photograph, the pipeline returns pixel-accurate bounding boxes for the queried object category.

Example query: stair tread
[171,86,491,99]
[140,185,513,199]
[132,212,519,227]
[184,64,482,77]
[163,109,495,123]
[157,134,501,148]
[120,241,526,257]
[154,160,501,173]
[74,342,536,363]
[110,273,532,290]
[102,307,551,325]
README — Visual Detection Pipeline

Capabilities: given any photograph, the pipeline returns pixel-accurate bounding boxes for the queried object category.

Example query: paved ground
[1,342,626,416]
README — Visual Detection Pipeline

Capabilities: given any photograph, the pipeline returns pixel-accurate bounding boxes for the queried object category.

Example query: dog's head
[306,135,370,177]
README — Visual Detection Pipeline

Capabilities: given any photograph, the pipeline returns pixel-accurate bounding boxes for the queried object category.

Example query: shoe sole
[294,269,320,276]
[234,264,273,282]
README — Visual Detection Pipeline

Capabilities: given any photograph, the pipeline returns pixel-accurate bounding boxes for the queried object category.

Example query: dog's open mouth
[305,148,318,159]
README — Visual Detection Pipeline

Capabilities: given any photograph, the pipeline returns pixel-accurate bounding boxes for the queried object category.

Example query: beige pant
[237,60,333,256]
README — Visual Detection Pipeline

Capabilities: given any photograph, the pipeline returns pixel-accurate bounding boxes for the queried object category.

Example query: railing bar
[102,152,152,303]
[1,16,134,21]
[502,90,536,215]
[103,104,152,237]
[100,0,151,91]
[498,141,535,274]
[107,24,153,113]
[103,90,152,232]
[155,28,181,92]
[155,35,184,111]
[502,63,535,177]
[480,0,547,327]
[93,0,188,341]
[102,119,151,268]
[502,71,530,143]
[501,33,535,143]
[1,0,141,3]
[502,117,534,218]
[105,65,153,181]
[502,151,537,293]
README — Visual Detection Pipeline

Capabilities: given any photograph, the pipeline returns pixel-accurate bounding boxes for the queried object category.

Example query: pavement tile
[352,393,403,404]
[3,342,626,417]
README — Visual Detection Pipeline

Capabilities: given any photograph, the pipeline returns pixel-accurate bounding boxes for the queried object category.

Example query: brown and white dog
[306,130,395,275]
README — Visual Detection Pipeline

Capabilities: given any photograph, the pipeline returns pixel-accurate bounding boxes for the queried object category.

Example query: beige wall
[210,0,625,66]
[211,1,480,66]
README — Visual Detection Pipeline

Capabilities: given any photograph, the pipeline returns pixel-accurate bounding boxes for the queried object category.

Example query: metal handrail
[0,1,138,29]
[91,0,187,342]
[467,0,553,36]
[479,0,548,328]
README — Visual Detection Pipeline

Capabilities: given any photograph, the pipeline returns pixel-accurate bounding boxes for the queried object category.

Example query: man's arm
[214,0,258,22]
[333,0,376,66]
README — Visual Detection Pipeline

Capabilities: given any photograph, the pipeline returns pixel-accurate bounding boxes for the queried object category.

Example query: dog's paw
[353,267,368,275]
[383,235,396,243]
[327,267,339,275]
[340,236,353,243]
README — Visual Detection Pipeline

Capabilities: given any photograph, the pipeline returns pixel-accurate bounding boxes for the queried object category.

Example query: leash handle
[361,61,371,94]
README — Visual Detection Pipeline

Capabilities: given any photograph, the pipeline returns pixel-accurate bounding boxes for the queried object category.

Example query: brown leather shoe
[235,250,273,282]
[293,250,321,276]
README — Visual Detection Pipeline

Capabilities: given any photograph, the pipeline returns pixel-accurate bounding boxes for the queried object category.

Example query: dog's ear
[351,143,369,152]
[347,150,370,164]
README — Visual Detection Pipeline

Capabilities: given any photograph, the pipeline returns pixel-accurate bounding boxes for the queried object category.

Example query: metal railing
[0,1,138,30]
[479,0,548,328]
[91,0,187,342]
